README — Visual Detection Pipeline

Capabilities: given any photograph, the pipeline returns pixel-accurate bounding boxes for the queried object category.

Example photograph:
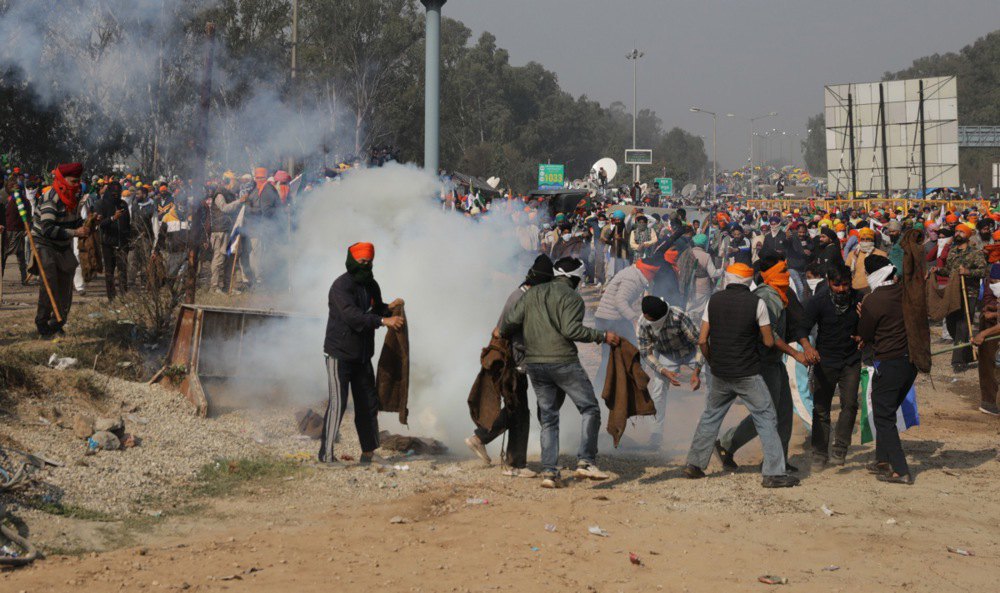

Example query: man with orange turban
[684,261,799,488]
[716,253,809,474]
[243,167,280,288]
[942,223,987,372]
[319,242,405,467]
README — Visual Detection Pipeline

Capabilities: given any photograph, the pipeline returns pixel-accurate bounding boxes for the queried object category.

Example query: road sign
[654,177,673,196]
[537,164,565,189]
[624,149,653,165]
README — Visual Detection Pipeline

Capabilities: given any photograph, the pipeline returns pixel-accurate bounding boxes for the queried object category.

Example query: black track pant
[872,358,918,476]
[318,356,381,462]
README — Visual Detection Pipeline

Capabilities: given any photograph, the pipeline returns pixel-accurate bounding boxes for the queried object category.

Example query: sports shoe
[502,467,537,478]
[811,456,827,472]
[761,474,800,488]
[866,461,891,475]
[359,453,388,466]
[540,472,564,489]
[978,402,1000,416]
[465,436,492,465]
[828,453,847,466]
[574,461,609,480]
[714,440,738,471]
[683,464,706,479]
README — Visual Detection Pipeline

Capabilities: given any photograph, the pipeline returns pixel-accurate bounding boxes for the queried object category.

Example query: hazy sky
[446,0,997,170]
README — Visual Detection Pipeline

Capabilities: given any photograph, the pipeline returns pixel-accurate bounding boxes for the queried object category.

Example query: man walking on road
[684,263,799,488]
[500,257,620,489]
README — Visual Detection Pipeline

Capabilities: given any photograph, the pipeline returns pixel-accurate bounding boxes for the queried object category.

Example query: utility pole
[185,22,216,305]
[421,0,447,175]
[919,79,927,200]
[728,111,777,197]
[626,49,643,183]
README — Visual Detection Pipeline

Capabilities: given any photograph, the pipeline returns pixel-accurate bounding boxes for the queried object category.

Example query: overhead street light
[727,111,777,197]
[689,107,718,202]
[626,49,644,183]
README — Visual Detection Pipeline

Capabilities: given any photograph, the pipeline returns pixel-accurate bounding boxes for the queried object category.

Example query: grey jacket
[500,278,605,364]
[595,265,648,322]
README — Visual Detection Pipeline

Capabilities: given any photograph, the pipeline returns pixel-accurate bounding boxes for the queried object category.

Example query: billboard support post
[879,83,890,197]
[847,92,857,197]
[919,79,927,200]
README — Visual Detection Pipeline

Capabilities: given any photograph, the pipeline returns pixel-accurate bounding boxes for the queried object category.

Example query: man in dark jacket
[319,242,404,467]
[813,227,844,272]
[2,176,32,285]
[94,181,131,300]
[857,254,917,485]
[128,186,156,290]
[800,263,862,468]
[466,255,554,477]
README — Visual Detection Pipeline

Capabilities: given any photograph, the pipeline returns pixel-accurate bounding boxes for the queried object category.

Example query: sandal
[876,472,913,485]
[866,461,891,475]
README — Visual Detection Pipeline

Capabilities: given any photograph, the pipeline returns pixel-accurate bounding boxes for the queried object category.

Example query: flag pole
[960,275,977,361]
[14,192,61,322]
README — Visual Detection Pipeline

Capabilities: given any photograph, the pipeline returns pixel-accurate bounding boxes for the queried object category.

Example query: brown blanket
[77,215,103,281]
[467,335,518,432]
[926,270,963,322]
[376,303,409,425]
[901,229,931,373]
[601,339,655,447]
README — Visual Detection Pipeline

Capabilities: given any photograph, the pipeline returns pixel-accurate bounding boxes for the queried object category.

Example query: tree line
[0,0,707,193]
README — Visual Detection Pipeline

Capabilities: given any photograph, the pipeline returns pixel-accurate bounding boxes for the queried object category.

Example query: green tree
[802,114,826,177]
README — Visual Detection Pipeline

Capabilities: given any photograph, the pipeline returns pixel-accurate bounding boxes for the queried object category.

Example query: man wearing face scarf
[467,255,555,476]
[845,227,887,293]
[857,255,917,484]
[942,224,987,371]
[320,242,405,466]
[716,253,811,473]
[684,263,799,488]
[812,226,844,273]
[800,263,862,468]
[629,215,657,261]
[31,162,89,337]
[500,257,620,488]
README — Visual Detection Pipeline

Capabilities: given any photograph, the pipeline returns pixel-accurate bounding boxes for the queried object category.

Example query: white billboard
[825,76,959,193]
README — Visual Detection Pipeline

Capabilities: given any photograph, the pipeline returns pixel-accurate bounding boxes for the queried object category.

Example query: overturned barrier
[152,304,321,417]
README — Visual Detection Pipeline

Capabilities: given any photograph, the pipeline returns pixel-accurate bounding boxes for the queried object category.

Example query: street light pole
[626,49,644,183]
[727,111,777,197]
[690,107,717,202]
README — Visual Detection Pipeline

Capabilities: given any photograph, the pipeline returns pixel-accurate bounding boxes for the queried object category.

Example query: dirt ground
[2,270,999,592]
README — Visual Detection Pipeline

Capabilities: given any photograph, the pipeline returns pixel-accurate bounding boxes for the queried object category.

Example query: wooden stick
[960,275,977,361]
[931,335,1000,357]
[0,230,5,306]
[24,221,61,322]
[227,240,239,296]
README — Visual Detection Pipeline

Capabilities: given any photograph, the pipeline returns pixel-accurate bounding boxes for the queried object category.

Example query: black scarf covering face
[345,253,375,286]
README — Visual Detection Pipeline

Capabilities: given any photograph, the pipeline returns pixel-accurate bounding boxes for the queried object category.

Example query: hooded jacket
[324,272,391,361]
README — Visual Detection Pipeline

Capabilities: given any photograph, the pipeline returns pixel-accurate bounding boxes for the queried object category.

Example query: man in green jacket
[500,257,621,488]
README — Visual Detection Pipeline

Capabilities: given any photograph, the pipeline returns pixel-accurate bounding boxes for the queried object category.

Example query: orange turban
[349,242,375,261]
[945,214,959,224]
[761,261,790,307]
[993,230,1000,242]
[254,167,268,179]
[858,228,876,241]
[726,263,753,278]
[956,224,974,238]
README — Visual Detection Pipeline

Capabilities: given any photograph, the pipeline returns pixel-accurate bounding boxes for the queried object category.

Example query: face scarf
[830,287,852,314]
[806,277,823,292]
[867,264,896,292]
[858,240,875,254]
[51,168,81,211]
[639,311,670,333]
[808,228,819,238]
[991,282,1000,298]
[345,253,375,286]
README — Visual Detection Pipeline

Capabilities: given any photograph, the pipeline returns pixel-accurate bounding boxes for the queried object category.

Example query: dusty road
[1,272,999,592]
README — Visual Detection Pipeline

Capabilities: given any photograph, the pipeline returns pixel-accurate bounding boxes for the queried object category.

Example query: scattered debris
[393,464,410,471]
[822,565,840,572]
[530,546,540,552]
[125,413,149,425]
[379,431,448,455]
[47,354,78,370]
[88,431,121,451]
[885,518,897,525]
[122,434,141,448]
[758,575,788,585]
[71,415,95,439]
[466,498,489,506]
[942,470,960,477]
[340,454,355,462]
[593,495,610,501]
[629,552,642,566]
[389,516,409,525]
[947,546,974,557]
[544,524,557,532]
[219,574,242,581]
[588,525,609,537]
[94,416,125,436]
[294,409,324,439]
[821,504,844,517]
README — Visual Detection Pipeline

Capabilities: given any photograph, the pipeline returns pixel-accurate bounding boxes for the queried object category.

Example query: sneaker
[465,436,492,465]
[683,464,706,479]
[714,440,739,471]
[359,453,388,466]
[502,467,537,479]
[828,453,847,466]
[762,474,800,488]
[978,402,1000,416]
[540,472,564,489]
[876,472,913,485]
[811,457,827,472]
[574,461,609,480]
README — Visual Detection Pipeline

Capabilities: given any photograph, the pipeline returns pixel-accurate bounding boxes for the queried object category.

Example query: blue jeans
[686,373,786,476]
[526,361,601,474]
